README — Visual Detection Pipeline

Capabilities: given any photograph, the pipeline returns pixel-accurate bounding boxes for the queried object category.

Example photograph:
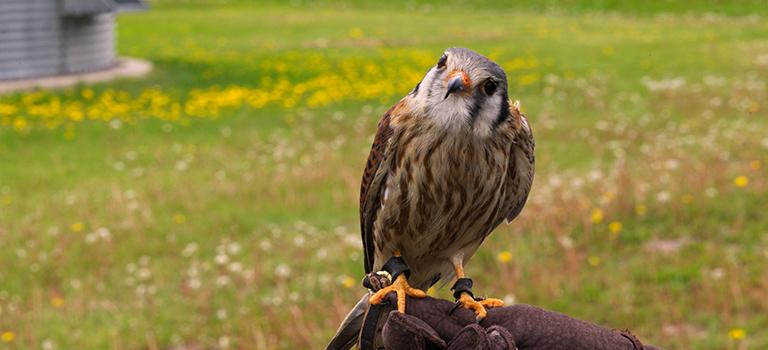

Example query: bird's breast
[372,128,510,283]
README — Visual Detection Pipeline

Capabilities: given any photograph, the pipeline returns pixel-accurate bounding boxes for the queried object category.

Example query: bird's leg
[368,251,426,313]
[451,258,504,320]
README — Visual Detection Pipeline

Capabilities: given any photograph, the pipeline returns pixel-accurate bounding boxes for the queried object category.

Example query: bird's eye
[436,54,448,69]
[483,80,498,95]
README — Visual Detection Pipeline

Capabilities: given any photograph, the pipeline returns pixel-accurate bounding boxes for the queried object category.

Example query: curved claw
[456,293,504,320]
[369,274,426,313]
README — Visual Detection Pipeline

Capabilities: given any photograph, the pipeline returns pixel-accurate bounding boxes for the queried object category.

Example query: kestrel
[328,47,534,349]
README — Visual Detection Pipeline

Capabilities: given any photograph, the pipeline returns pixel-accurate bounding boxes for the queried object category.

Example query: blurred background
[1,0,767,349]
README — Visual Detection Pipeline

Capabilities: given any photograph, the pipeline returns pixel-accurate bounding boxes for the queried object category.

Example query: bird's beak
[444,71,470,99]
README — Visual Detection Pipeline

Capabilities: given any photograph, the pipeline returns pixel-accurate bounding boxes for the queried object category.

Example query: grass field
[1,1,767,349]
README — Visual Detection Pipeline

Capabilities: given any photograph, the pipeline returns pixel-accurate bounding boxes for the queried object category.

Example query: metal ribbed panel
[0,0,120,81]
[62,0,112,16]
[62,13,116,73]
[0,0,61,80]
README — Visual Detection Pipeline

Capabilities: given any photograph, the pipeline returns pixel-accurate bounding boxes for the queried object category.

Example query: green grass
[1,1,767,349]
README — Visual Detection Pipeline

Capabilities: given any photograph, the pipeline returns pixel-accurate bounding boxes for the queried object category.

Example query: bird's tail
[325,293,370,350]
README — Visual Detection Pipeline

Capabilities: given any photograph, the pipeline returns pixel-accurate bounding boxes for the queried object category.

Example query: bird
[327,47,534,350]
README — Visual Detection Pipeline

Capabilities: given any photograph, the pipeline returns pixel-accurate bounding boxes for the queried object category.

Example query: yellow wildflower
[728,328,746,340]
[1,331,14,343]
[635,204,647,216]
[518,73,541,86]
[172,214,187,224]
[733,176,748,188]
[70,222,84,232]
[750,160,761,170]
[51,296,64,308]
[497,251,513,263]
[81,88,95,99]
[341,276,356,289]
[13,117,28,132]
[608,221,622,240]
[587,256,601,267]
[349,28,364,39]
[590,208,604,224]
[64,125,76,141]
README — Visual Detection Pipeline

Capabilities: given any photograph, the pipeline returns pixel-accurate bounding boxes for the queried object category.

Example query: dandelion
[216,308,228,320]
[733,176,749,188]
[341,276,356,288]
[608,221,622,239]
[172,214,187,224]
[590,208,604,224]
[1,331,14,343]
[181,243,198,257]
[587,256,601,267]
[42,339,55,350]
[218,335,230,348]
[497,251,513,263]
[274,264,291,278]
[70,222,84,232]
[214,253,229,265]
[216,275,230,287]
[634,204,647,216]
[51,296,64,308]
[349,28,364,39]
[728,328,746,340]
[518,73,541,86]
[259,239,272,251]
[13,117,28,132]
[227,262,243,273]
[188,278,201,289]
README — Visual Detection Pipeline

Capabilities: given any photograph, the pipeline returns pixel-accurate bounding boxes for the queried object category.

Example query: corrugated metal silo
[0,0,146,81]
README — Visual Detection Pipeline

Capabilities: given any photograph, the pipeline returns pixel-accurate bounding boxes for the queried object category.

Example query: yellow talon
[456,293,504,320]
[369,274,426,313]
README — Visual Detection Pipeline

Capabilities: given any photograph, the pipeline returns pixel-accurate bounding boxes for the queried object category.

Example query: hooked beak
[444,71,469,99]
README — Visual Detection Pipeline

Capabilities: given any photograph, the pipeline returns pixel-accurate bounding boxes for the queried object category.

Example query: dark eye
[483,80,498,95]
[436,54,447,69]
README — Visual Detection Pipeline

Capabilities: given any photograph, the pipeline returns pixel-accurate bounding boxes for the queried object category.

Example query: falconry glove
[367,294,661,350]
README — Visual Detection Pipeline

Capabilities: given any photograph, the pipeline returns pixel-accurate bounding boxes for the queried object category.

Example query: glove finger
[383,310,447,349]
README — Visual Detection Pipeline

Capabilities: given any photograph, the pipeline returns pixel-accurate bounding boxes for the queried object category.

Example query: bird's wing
[503,103,535,223]
[324,293,370,350]
[360,101,404,273]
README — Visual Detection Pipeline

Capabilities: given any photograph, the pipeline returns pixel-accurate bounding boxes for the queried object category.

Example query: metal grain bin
[0,0,147,81]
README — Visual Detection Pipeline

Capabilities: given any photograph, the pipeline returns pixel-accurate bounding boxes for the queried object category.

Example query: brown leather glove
[376,294,659,350]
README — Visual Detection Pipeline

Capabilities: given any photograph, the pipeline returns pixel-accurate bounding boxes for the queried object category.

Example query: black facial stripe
[492,95,510,130]
[411,80,421,95]
[469,90,486,126]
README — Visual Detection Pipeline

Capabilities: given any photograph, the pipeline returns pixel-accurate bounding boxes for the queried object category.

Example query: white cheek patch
[429,97,472,129]
[412,69,437,112]
[472,94,502,138]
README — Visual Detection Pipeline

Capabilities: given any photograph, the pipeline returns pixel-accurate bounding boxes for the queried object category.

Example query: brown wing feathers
[504,105,535,223]
[359,102,402,273]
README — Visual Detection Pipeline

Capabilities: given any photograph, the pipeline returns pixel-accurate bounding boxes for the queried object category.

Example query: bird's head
[408,47,509,136]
